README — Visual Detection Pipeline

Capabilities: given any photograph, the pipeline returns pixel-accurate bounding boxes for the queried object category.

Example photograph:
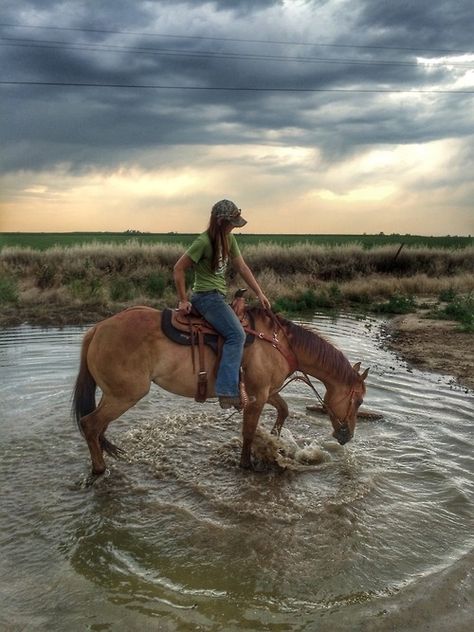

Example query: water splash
[120,413,332,476]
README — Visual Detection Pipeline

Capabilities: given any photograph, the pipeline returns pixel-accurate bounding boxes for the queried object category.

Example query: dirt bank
[0,304,116,327]
[386,313,474,391]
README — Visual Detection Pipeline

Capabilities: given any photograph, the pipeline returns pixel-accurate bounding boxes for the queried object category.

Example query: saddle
[161,290,255,403]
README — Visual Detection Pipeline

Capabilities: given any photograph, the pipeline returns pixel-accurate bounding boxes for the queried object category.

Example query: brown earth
[386,313,474,391]
[0,304,116,327]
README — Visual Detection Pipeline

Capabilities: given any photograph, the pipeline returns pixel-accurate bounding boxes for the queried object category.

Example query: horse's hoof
[85,476,97,488]
[251,459,268,473]
[90,465,108,480]
[239,459,252,470]
[70,470,109,491]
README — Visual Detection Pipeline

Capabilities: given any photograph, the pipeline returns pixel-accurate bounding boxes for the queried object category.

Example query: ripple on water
[0,316,473,630]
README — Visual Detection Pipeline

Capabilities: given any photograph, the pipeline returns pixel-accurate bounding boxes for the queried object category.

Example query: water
[0,314,473,631]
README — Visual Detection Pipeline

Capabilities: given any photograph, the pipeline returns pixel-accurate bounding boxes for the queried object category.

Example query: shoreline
[0,304,117,328]
[1,303,472,391]
[384,312,474,391]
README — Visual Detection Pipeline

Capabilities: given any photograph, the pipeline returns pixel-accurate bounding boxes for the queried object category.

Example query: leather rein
[244,325,299,376]
[249,311,359,431]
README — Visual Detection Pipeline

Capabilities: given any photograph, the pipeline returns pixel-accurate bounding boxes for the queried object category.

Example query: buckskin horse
[72,304,369,476]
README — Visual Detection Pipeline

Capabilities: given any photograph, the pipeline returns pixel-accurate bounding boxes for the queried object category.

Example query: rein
[250,309,356,431]
[277,372,353,430]
[244,325,299,375]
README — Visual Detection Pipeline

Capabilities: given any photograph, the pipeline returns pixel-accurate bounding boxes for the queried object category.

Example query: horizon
[1,229,472,238]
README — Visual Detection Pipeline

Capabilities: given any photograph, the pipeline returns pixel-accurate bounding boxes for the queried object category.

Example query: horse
[72,305,369,476]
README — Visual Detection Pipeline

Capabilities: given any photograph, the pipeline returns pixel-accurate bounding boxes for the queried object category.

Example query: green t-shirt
[186,231,241,295]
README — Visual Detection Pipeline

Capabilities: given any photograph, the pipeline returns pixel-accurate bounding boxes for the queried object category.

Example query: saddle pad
[161,308,255,354]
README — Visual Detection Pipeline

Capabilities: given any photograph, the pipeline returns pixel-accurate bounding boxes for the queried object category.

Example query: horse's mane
[248,307,358,386]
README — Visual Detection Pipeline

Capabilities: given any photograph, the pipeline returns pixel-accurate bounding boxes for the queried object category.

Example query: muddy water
[0,314,473,631]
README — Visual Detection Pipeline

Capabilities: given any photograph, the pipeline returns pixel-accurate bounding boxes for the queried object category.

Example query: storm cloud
[0,0,473,234]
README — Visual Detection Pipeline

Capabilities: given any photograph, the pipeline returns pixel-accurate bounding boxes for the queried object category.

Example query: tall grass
[0,276,18,303]
[2,242,473,283]
[1,241,473,321]
[242,242,474,278]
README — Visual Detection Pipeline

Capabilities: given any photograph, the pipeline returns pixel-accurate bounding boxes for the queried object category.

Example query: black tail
[72,328,97,434]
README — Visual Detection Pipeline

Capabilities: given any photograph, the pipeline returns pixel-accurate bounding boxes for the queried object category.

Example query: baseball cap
[211,199,247,228]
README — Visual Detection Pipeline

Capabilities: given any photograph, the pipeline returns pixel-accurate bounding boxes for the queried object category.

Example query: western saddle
[161,290,255,404]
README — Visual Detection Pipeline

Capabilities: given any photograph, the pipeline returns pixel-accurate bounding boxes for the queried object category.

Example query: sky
[0,0,473,235]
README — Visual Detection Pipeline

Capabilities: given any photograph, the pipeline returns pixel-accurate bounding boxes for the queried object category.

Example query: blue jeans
[191,291,246,398]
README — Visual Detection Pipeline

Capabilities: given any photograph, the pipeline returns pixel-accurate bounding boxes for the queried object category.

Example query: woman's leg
[191,292,246,398]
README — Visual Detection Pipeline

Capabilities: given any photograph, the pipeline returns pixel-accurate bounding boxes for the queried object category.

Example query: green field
[0,232,472,251]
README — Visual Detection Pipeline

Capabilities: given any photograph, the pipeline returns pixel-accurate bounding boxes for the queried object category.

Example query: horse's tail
[72,327,97,435]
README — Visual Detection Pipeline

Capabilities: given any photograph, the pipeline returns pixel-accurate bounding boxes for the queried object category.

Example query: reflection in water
[0,314,473,631]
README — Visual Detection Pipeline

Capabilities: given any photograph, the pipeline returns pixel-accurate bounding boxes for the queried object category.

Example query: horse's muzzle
[333,426,352,445]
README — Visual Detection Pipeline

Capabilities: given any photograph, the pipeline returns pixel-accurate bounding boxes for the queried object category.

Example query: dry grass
[339,273,474,302]
[243,243,474,278]
[2,241,473,279]
[1,241,473,324]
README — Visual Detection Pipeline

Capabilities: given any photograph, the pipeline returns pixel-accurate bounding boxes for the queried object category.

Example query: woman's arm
[232,255,272,310]
[173,254,194,313]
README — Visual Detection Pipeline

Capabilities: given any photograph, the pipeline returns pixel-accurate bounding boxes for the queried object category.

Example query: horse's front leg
[267,392,289,436]
[240,401,265,469]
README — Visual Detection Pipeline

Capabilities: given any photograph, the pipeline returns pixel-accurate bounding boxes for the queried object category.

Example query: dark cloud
[356,0,473,51]
[0,0,473,173]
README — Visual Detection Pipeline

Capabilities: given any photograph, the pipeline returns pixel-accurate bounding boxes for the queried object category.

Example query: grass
[0,240,473,324]
[429,292,474,332]
[0,276,18,304]
[371,294,417,314]
[0,232,472,251]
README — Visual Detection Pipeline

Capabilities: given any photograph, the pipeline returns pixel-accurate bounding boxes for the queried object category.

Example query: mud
[386,313,474,390]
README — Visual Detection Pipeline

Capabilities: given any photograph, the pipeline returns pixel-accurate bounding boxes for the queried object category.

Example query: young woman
[173,199,271,409]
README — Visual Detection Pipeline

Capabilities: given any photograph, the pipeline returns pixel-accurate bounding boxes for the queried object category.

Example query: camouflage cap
[211,199,247,228]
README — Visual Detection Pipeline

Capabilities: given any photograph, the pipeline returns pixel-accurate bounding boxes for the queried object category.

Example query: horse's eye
[356,398,363,407]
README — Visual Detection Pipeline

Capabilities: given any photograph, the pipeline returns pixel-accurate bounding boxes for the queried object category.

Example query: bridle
[281,371,363,432]
[244,322,299,376]
[251,310,363,432]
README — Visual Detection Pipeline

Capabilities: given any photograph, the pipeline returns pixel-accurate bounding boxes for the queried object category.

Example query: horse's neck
[292,333,352,389]
[253,310,353,389]
[298,355,337,388]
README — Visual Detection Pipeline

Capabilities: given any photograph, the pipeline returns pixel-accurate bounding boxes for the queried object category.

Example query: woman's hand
[232,255,272,311]
[178,300,192,314]
[258,292,272,311]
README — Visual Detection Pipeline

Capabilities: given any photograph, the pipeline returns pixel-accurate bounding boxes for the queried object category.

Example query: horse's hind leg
[267,393,289,436]
[80,394,140,475]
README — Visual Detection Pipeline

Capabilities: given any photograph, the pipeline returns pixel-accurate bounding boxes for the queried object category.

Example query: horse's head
[324,362,369,445]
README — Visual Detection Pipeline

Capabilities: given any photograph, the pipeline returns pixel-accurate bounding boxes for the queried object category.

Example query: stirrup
[219,395,241,410]
[218,395,256,411]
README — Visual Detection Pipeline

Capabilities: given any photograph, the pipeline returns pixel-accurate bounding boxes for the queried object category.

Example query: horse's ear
[352,362,361,373]
[360,367,370,381]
